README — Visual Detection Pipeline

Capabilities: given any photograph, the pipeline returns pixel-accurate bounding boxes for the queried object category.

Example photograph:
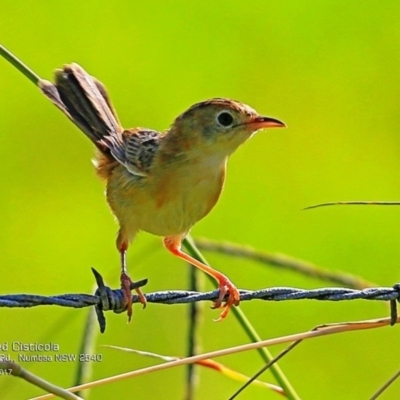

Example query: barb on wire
[1,269,399,333]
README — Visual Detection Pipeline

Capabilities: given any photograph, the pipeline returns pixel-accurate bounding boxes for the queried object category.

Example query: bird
[38,63,285,321]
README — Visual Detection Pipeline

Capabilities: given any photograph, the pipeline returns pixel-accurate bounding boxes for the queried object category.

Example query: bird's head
[170,98,285,157]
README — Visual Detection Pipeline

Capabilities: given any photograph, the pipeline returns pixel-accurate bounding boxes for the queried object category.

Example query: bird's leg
[163,236,240,321]
[118,240,147,322]
[119,242,133,321]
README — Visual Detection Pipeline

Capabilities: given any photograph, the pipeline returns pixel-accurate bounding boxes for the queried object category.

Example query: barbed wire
[1,268,399,332]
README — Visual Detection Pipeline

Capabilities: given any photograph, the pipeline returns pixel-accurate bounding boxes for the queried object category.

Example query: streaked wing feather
[101,129,160,177]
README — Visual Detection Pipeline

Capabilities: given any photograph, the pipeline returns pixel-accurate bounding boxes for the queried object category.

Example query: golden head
[170,98,285,156]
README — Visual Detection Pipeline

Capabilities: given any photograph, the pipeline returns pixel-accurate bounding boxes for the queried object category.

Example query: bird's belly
[108,164,225,238]
[134,196,206,236]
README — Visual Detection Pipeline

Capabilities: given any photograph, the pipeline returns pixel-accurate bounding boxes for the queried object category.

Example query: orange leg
[119,241,147,322]
[164,236,240,321]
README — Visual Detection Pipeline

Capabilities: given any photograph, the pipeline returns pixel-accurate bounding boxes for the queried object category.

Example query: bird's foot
[120,272,147,322]
[120,272,133,322]
[211,277,240,321]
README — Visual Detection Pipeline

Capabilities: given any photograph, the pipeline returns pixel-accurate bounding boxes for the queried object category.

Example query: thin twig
[194,238,375,289]
[304,201,400,210]
[370,368,400,400]
[0,44,41,85]
[74,308,99,398]
[185,265,202,400]
[30,315,398,400]
[183,236,301,400]
[231,316,400,400]
[0,361,83,400]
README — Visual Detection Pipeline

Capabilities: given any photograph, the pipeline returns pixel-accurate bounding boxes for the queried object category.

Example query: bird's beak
[247,116,286,130]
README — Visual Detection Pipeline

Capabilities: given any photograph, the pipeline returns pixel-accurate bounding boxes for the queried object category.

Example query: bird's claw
[135,288,147,310]
[121,272,133,322]
[212,278,240,321]
[120,272,147,322]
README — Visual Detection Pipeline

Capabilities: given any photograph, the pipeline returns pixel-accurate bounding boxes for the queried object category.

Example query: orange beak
[247,116,286,130]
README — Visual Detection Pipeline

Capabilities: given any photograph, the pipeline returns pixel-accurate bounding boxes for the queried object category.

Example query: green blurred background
[1,1,400,399]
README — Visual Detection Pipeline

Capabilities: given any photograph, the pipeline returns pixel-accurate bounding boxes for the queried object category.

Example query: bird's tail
[39,63,122,150]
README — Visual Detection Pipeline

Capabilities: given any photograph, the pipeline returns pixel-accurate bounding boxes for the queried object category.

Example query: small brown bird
[39,64,285,321]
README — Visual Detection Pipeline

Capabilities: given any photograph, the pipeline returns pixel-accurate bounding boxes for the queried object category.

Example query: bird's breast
[107,157,227,238]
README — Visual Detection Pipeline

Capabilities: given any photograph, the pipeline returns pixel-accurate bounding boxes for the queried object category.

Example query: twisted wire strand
[2,286,399,307]
[2,269,399,332]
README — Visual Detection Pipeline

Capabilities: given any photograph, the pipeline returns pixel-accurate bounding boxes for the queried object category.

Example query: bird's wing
[100,128,160,177]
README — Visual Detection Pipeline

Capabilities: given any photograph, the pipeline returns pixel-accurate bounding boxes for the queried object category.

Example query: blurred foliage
[1,1,400,399]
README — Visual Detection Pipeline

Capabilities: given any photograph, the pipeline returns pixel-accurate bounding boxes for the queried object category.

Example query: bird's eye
[216,112,234,127]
